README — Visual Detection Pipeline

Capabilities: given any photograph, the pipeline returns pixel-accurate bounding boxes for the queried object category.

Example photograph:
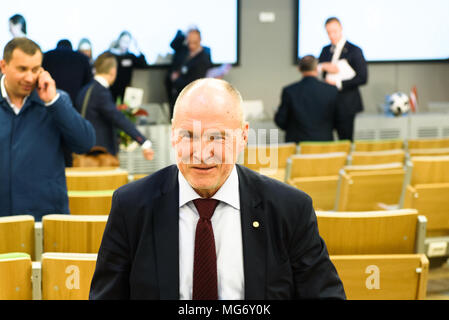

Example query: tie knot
[193,198,219,220]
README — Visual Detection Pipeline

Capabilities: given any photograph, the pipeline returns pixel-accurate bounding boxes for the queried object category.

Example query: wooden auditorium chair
[316,209,426,255]
[353,139,404,152]
[298,140,351,154]
[403,183,449,238]
[408,147,449,157]
[0,253,32,300]
[407,155,449,186]
[330,254,428,300]
[243,142,296,181]
[286,152,348,210]
[334,164,406,211]
[316,209,429,300]
[41,252,97,300]
[42,215,108,254]
[0,215,36,260]
[348,149,406,166]
[65,167,129,191]
[68,190,114,215]
[407,137,449,150]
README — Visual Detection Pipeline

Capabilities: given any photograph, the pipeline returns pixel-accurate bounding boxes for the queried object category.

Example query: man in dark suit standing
[166,28,212,119]
[42,39,94,167]
[89,78,345,300]
[274,55,338,143]
[318,17,368,141]
[75,52,154,160]
[42,39,93,104]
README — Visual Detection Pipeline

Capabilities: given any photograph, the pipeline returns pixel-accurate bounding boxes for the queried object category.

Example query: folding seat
[0,215,35,260]
[0,253,32,300]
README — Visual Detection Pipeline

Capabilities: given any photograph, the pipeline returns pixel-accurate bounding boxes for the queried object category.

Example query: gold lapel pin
[252,221,260,228]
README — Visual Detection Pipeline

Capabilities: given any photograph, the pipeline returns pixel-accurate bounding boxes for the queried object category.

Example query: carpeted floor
[426,259,449,300]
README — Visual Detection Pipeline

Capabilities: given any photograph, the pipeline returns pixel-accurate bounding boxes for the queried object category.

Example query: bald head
[172,78,244,127]
[170,78,249,198]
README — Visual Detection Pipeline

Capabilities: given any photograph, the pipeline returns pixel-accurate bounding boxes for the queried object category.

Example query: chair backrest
[335,167,405,211]
[286,152,348,179]
[41,252,97,300]
[298,140,351,154]
[407,137,449,149]
[65,168,128,191]
[68,190,114,215]
[349,149,406,166]
[287,175,339,211]
[410,156,449,185]
[353,139,404,152]
[343,162,403,173]
[243,143,296,171]
[42,215,108,254]
[0,215,35,260]
[408,147,449,157]
[331,254,428,300]
[0,253,32,300]
[316,209,420,254]
[403,183,449,236]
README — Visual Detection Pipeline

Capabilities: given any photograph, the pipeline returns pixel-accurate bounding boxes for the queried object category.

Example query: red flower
[133,108,149,117]
[117,104,129,111]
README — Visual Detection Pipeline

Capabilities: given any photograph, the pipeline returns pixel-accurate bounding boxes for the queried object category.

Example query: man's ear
[238,122,249,151]
[0,60,6,74]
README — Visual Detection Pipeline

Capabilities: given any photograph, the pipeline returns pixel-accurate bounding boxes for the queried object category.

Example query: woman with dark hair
[9,14,27,38]
[108,31,147,103]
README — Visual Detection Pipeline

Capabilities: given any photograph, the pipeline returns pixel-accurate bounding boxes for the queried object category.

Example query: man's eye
[208,135,223,141]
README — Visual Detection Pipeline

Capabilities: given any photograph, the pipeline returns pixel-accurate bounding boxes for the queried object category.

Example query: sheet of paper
[326,59,356,83]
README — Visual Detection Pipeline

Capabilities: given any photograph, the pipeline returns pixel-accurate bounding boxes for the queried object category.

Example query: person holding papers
[318,17,368,141]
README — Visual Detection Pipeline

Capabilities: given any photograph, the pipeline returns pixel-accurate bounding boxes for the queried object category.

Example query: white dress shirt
[178,165,245,300]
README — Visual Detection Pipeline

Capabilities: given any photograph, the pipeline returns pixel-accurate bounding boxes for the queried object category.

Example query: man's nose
[24,71,35,83]
[192,139,214,162]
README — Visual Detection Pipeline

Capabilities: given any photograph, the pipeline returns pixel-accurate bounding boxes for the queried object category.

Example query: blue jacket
[0,89,96,221]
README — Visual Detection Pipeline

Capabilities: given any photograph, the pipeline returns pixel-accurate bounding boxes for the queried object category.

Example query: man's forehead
[10,48,42,63]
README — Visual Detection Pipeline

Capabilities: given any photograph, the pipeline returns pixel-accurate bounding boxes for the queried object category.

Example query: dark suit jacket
[318,41,367,115]
[172,49,212,94]
[274,76,338,143]
[75,79,146,155]
[42,48,93,104]
[89,164,345,299]
[109,52,148,103]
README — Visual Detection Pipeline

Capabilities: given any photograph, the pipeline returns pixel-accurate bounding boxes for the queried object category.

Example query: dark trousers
[336,112,356,141]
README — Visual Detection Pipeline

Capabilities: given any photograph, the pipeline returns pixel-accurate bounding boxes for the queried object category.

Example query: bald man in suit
[89,78,345,300]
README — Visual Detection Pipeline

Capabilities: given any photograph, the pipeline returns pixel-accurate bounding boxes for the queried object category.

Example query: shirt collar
[94,75,109,88]
[1,75,29,113]
[178,165,240,210]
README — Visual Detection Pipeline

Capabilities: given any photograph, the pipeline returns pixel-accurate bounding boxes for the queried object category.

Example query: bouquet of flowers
[117,103,149,148]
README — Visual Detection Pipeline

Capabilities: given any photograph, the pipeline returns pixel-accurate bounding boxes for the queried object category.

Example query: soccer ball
[387,92,410,116]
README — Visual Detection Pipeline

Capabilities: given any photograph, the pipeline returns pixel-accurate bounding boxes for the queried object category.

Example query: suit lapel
[153,165,180,299]
[236,165,267,299]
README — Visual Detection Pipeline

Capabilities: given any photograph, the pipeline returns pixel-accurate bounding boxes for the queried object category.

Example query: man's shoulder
[283,80,302,93]
[314,79,339,95]
[344,41,363,53]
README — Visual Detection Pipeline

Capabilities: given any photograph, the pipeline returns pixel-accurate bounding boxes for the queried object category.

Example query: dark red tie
[192,198,219,300]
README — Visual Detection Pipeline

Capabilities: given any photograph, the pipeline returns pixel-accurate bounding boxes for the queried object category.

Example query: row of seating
[0,209,430,299]
[0,252,96,300]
